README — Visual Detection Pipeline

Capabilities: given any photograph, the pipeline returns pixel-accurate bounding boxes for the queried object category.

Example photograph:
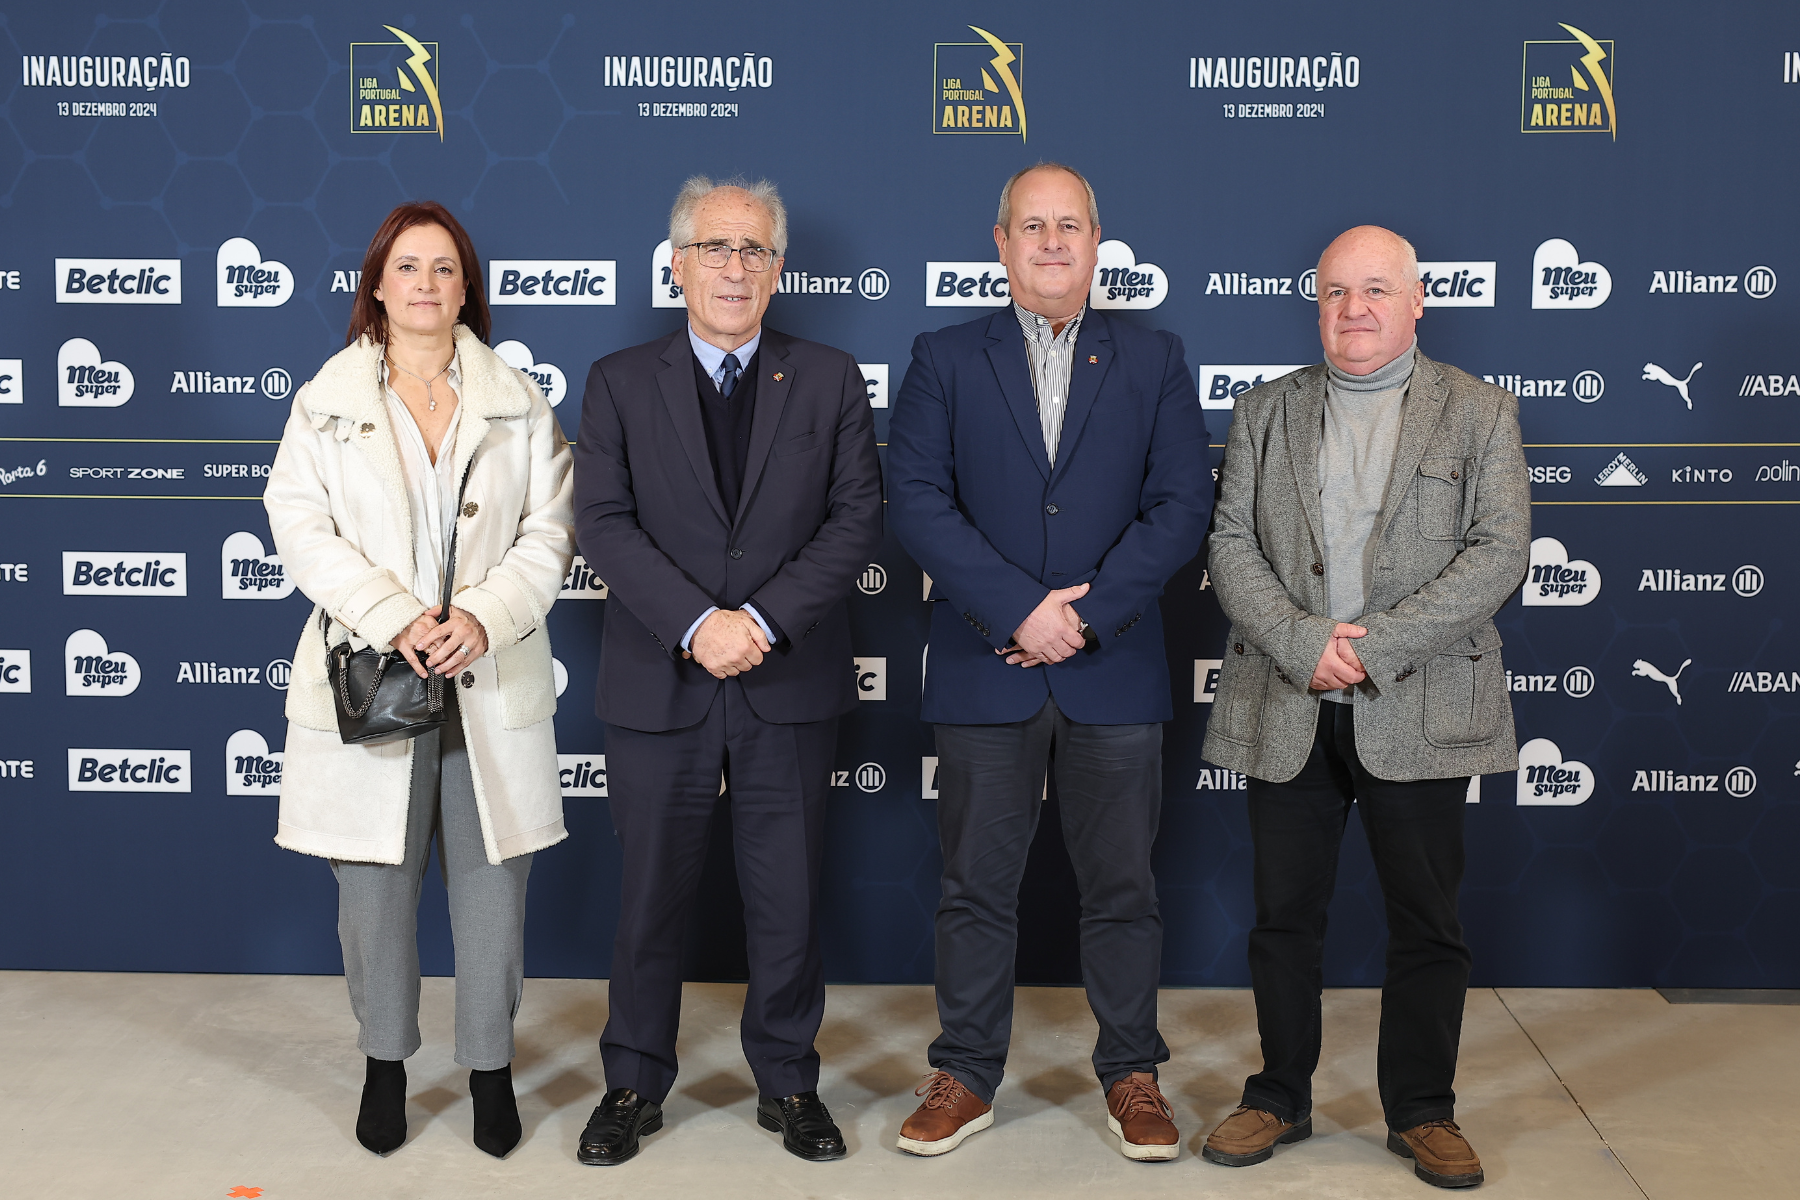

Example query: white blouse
[381,356,464,606]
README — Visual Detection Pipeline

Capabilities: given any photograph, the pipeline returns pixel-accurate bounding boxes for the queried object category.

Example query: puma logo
[1642,361,1702,410]
[1632,658,1691,704]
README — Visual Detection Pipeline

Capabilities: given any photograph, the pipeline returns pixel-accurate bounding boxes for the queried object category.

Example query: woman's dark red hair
[345,201,490,346]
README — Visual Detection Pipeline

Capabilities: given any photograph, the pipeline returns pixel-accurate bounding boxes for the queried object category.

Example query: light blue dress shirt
[680,323,776,653]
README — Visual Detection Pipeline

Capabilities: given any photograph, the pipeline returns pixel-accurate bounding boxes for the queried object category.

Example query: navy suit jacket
[887,309,1211,725]
[572,327,883,732]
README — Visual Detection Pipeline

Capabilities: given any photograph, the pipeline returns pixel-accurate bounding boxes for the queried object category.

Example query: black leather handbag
[324,474,468,746]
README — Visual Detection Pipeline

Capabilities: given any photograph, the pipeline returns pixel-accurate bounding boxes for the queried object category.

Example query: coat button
[462,501,478,518]
[1045,504,1059,515]
[1396,668,1414,681]
[1471,654,1482,662]
[1234,643,1244,654]
[359,422,374,434]
[1311,562,1324,576]
[1451,470,1460,480]
[460,671,475,688]
[729,548,744,559]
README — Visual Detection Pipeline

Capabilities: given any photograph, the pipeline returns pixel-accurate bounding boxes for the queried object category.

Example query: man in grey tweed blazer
[1199,226,1529,1190]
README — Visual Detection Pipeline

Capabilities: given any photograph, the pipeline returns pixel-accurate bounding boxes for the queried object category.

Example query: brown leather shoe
[1388,1119,1484,1188]
[1106,1075,1179,1161]
[1200,1105,1313,1167]
[897,1071,993,1157]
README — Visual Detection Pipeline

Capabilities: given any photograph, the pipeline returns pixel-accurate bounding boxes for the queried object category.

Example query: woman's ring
[459,644,471,657]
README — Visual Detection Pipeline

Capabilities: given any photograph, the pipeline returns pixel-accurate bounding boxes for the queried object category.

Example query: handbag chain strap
[323,461,473,710]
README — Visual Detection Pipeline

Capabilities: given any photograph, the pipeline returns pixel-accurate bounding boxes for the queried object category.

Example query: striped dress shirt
[1013,301,1086,466]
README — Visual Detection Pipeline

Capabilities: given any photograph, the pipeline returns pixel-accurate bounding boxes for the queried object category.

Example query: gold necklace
[387,351,455,412]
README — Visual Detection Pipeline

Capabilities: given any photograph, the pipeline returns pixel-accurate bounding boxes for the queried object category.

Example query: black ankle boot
[356,1057,407,1155]
[470,1064,522,1158]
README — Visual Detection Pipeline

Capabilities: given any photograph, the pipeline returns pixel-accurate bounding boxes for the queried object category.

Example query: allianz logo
[176,659,290,690]
[1506,665,1594,696]
[1632,766,1756,798]
[560,556,609,599]
[170,367,291,400]
[1637,565,1763,596]
[1195,768,1248,790]
[777,268,888,299]
[1204,270,1305,297]
[1648,265,1775,299]
[1481,370,1604,401]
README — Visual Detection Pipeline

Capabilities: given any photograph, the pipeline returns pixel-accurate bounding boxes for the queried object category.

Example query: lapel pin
[1088,355,1098,364]
[772,372,784,381]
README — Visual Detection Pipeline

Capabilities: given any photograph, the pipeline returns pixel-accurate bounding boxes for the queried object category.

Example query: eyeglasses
[679,242,777,272]
[1319,286,1408,308]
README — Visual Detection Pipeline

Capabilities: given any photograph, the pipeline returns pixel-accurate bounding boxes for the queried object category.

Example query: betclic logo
[0,358,20,404]
[926,262,1009,306]
[489,260,614,305]
[1197,364,1308,411]
[0,649,30,693]
[68,748,190,793]
[56,258,180,304]
[1418,261,1495,307]
[559,754,607,797]
[63,552,187,596]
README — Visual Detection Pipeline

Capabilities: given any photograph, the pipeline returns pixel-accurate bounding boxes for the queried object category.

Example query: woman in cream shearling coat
[264,202,573,1160]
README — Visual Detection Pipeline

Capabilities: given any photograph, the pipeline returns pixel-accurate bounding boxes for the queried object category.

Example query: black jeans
[929,697,1169,1103]
[1242,702,1472,1132]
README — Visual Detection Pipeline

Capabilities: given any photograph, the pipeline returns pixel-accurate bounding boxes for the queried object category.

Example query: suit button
[1045,504,1059,515]
[1234,643,1244,654]
[729,548,744,560]
[1396,668,1414,681]
[1471,654,1482,662]
[460,671,475,688]
[1311,562,1324,576]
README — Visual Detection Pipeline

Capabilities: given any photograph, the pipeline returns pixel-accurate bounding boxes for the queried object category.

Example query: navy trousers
[600,678,836,1103]
[1242,701,1472,1132]
[929,697,1170,1102]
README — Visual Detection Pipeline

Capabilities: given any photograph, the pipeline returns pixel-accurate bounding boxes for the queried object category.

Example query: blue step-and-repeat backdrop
[2,1,1796,988]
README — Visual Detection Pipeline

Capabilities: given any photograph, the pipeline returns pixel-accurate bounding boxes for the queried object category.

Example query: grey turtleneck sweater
[1318,338,1417,703]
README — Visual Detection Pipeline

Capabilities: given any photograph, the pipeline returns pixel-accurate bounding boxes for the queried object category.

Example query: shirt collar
[1013,301,1086,344]
[688,324,762,378]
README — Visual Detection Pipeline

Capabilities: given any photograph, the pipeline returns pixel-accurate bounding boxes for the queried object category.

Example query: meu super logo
[934,27,1025,139]
[351,25,442,138]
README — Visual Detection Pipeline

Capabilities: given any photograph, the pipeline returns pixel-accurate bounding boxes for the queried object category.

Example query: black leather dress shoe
[577,1088,663,1165]
[756,1092,847,1161]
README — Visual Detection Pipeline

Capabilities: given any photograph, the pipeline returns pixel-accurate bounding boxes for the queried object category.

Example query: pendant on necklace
[428,398,437,411]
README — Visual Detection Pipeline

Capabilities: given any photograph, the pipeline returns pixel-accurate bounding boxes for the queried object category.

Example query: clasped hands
[685,608,771,679]
[396,604,489,679]
[997,582,1090,668]
[1309,622,1368,691]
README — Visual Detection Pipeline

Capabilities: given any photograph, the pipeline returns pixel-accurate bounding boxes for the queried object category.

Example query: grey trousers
[331,709,533,1070]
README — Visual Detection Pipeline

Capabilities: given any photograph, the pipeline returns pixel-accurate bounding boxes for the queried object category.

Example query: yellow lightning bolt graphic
[1559,23,1615,141]
[384,25,444,142]
[968,26,1025,142]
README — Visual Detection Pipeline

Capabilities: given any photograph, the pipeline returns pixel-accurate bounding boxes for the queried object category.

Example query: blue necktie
[718,352,742,399]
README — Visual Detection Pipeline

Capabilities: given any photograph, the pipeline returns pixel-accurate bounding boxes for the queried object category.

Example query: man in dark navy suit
[887,164,1211,1162]
[570,176,882,1165]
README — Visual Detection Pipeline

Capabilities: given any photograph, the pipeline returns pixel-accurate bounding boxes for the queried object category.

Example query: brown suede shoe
[1105,1075,1179,1161]
[1200,1105,1313,1167]
[1388,1119,1484,1188]
[897,1071,993,1157]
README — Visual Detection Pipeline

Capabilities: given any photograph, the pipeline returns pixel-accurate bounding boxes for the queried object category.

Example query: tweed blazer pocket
[1423,628,1505,748]
[1211,641,1273,745]
[1415,455,1471,541]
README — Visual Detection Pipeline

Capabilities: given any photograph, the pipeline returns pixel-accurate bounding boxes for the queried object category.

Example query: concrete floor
[1,973,1792,1199]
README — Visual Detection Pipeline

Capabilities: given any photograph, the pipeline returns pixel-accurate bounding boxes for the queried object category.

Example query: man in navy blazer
[887,164,1211,1162]
[570,177,882,1165]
